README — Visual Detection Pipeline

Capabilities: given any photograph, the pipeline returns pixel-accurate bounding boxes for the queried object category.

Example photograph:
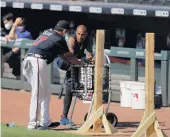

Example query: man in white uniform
[22,20,83,130]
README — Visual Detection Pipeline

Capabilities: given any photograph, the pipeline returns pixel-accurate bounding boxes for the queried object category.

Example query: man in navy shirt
[22,20,83,130]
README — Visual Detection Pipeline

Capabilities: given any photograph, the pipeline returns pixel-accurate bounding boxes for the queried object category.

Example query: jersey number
[33,36,48,46]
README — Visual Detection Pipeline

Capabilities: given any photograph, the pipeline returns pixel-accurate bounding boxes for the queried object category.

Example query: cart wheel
[84,113,93,129]
[106,112,118,127]
[84,112,118,128]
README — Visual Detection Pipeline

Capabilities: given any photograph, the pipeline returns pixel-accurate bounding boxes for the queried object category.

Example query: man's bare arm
[58,54,70,64]
[8,25,17,40]
[85,36,94,60]
[67,37,75,54]
[63,52,82,65]
[8,17,23,39]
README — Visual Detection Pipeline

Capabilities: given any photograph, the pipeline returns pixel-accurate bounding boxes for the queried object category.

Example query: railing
[109,47,170,106]
[1,38,64,95]
[1,39,170,106]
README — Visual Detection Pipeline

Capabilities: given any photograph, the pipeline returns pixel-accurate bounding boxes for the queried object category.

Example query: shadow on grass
[116,122,140,129]
[116,121,165,129]
[52,124,82,131]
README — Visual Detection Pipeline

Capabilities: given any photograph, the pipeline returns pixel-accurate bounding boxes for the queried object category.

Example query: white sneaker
[28,125,36,130]
[27,121,40,130]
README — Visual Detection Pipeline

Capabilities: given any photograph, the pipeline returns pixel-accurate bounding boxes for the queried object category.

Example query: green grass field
[1,124,90,137]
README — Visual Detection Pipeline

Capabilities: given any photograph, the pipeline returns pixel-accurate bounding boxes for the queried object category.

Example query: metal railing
[109,47,170,106]
[1,39,170,106]
[1,39,63,94]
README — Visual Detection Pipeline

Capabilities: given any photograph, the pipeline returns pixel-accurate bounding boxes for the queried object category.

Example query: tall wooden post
[93,30,105,132]
[77,30,118,135]
[145,33,155,137]
[131,33,168,137]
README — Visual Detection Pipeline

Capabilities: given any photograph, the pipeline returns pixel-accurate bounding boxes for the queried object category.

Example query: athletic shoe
[37,122,60,130]
[59,115,74,126]
[27,121,40,130]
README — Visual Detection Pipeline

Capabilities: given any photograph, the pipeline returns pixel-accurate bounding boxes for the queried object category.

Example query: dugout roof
[1,0,170,18]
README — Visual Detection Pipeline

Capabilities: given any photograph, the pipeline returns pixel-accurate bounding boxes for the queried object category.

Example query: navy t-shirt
[27,29,69,64]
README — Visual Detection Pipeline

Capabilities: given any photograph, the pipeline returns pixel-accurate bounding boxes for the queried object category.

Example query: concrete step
[111,74,131,80]
[3,72,16,79]
[111,85,120,91]
[3,68,13,73]
[4,63,10,69]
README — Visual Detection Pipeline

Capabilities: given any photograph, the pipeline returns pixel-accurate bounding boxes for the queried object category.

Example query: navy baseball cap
[54,20,70,31]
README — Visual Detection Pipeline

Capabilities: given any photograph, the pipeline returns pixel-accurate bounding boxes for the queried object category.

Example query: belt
[24,53,47,63]
[25,53,43,58]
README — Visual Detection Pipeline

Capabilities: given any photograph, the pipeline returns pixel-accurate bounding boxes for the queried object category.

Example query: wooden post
[145,33,155,137]
[131,33,168,137]
[77,30,119,135]
[93,30,105,132]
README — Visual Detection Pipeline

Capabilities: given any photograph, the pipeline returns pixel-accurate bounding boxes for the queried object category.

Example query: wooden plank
[162,131,169,137]
[102,114,118,134]
[138,112,146,126]
[145,33,155,137]
[76,105,104,134]
[131,112,156,137]
[131,33,168,137]
[93,30,105,132]
[154,120,168,137]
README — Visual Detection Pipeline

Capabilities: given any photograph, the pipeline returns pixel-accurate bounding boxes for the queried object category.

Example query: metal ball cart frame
[58,54,118,128]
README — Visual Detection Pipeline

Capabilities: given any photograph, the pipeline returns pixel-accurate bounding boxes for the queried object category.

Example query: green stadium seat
[114,0,129,3]
[94,0,105,2]
[129,0,142,3]
[153,0,166,5]
[165,0,170,5]
[141,0,154,4]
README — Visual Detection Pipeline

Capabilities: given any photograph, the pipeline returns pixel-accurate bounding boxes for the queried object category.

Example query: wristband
[82,57,89,63]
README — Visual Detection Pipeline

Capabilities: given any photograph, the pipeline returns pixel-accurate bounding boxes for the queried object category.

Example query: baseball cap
[54,20,70,31]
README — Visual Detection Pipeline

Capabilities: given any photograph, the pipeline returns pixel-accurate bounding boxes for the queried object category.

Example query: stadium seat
[141,0,154,4]
[129,0,142,3]
[153,0,166,5]
[113,0,129,3]
[165,0,170,5]
[95,0,106,2]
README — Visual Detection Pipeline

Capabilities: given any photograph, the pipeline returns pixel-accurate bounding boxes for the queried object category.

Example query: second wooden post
[93,30,105,132]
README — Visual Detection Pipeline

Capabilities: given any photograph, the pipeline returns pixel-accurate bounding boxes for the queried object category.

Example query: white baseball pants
[22,56,51,129]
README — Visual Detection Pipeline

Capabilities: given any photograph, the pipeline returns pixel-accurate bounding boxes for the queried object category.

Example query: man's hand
[80,60,87,66]
[14,17,23,27]
[85,52,95,64]
[63,52,82,65]
[86,52,93,60]
[86,56,95,64]
[78,59,86,66]
[89,57,95,64]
